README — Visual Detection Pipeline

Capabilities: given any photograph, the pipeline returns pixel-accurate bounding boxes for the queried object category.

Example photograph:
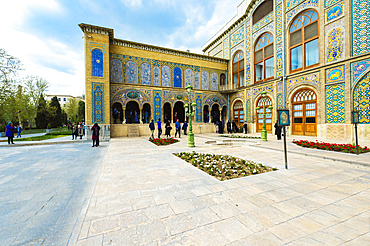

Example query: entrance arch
[233,100,244,128]
[126,101,140,124]
[173,101,185,123]
[204,105,209,123]
[163,103,171,123]
[112,102,123,124]
[256,96,272,133]
[211,104,220,123]
[291,88,317,136]
[354,72,370,124]
[142,103,151,123]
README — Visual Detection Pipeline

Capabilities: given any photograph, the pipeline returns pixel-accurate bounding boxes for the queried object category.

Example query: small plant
[150,137,179,146]
[47,123,52,129]
[0,124,5,132]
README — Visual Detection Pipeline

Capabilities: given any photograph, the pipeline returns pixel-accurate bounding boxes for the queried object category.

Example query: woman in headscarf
[165,120,172,138]
[6,122,16,145]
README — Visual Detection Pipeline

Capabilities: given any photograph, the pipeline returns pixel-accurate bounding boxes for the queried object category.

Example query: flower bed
[150,137,179,146]
[174,152,277,180]
[292,139,370,154]
[221,134,261,139]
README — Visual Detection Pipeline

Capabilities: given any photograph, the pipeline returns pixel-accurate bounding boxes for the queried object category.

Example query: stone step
[128,126,140,137]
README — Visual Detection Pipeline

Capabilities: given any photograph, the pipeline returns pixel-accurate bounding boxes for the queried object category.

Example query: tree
[49,96,63,127]
[18,76,49,131]
[64,97,79,123]
[78,100,85,122]
[35,94,50,129]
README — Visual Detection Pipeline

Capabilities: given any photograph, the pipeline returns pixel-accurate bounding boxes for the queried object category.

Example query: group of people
[5,122,22,145]
[71,122,85,140]
[149,119,188,139]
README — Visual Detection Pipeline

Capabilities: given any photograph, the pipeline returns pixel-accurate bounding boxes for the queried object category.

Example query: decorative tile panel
[195,93,203,123]
[140,63,151,85]
[325,65,345,84]
[286,0,304,12]
[223,37,230,59]
[174,67,182,88]
[353,0,370,56]
[325,0,341,8]
[252,23,274,43]
[327,27,344,63]
[287,72,320,94]
[245,22,251,58]
[252,83,274,97]
[201,71,209,90]
[246,99,251,123]
[276,43,283,77]
[110,59,122,83]
[230,25,245,48]
[194,72,200,89]
[161,65,171,87]
[326,83,345,123]
[92,49,104,77]
[353,71,370,124]
[153,66,160,86]
[287,0,319,24]
[246,63,251,85]
[230,43,244,58]
[277,81,283,93]
[153,90,162,121]
[185,69,193,87]
[351,58,370,89]
[277,94,284,109]
[126,61,138,84]
[92,82,104,124]
[211,72,218,91]
[276,4,283,37]
[325,1,343,23]
[252,12,274,33]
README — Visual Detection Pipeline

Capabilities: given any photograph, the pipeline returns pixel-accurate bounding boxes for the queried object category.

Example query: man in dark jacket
[157,119,162,138]
[175,119,181,138]
[149,120,155,139]
[227,121,232,134]
[274,121,282,140]
[182,121,188,135]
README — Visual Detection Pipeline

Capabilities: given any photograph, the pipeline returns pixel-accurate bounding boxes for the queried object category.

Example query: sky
[1,0,239,97]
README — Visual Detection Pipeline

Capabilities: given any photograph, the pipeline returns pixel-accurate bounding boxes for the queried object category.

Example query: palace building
[80,0,370,144]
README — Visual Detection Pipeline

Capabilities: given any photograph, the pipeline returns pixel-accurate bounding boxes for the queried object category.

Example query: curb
[0,139,109,147]
[252,144,370,167]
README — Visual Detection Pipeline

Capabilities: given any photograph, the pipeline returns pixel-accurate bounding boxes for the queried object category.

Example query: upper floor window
[220,73,226,86]
[232,51,244,88]
[289,9,319,73]
[252,0,273,25]
[255,33,274,83]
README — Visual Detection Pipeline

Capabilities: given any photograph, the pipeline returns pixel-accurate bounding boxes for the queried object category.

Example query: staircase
[128,126,140,137]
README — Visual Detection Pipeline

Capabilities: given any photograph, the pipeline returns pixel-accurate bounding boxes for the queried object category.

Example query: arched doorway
[126,101,140,124]
[112,102,123,124]
[256,96,272,133]
[233,100,244,128]
[354,72,370,124]
[142,103,151,123]
[211,104,220,123]
[203,105,209,123]
[163,103,171,123]
[173,101,185,123]
[291,88,317,136]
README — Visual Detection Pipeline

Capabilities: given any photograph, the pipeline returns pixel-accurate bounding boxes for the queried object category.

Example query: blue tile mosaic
[92,49,103,77]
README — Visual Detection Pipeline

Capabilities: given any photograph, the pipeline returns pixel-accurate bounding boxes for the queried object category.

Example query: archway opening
[142,103,151,123]
[163,103,171,123]
[203,105,209,123]
[211,104,220,124]
[126,101,140,124]
[233,100,244,129]
[291,88,317,136]
[354,72,370,124]
[256,96,272,133]
[173,101,185,123]
[112,102,123,124]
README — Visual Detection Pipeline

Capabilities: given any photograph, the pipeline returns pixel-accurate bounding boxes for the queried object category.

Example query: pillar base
[261,129,267,141]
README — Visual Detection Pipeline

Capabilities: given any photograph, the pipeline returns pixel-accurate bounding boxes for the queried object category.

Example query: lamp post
[256,91,273,141]
[185,85,197,147]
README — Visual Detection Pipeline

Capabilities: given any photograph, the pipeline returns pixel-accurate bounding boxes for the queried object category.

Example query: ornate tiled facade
[325,1,343,23]
[326,83,345,123]
[230,25,245,48]
[327,27,344,63]
[195,93,203,122]
[353,0,370,56]
[252,12,274,33]
[325,0,342,8]
[286,0,319,24]
[153,90,162,121]
[326,65,345,84]
[351,58,370,89]
[92,83,104,123]
[353,72,370,124]
[92,49,104,77]
[287,73,320,94]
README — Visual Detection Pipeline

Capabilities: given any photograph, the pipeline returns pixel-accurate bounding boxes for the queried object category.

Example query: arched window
[232,51,244,88]
[252,0,273,25]
[92,49,103,77]
[289,10,319,72]
[292,88,317,136]
[255,33,274,83]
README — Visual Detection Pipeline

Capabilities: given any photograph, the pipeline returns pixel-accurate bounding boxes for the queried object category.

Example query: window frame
[232,51,245,88]
[289,9,320,74]
[254,32,274,84]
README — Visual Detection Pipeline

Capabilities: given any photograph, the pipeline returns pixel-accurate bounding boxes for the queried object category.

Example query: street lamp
[185,85,197,147]
[256,91,273,141]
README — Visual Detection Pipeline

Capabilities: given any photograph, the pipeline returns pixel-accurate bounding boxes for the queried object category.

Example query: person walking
[157,118,162,138]
[165,120,172,138]
[243,121,248,134]
[220,119,225,134]
[182,121,188,135]
[274,121,282,140]
[91,123,100,147]
[175,119,181,138]
[6,122,16,144]
[227,121,232,134]
[232,120,238,133]
[72,123,77,140]
[78,122,83,139]
[149,119,155,139]
[16,124,22,138]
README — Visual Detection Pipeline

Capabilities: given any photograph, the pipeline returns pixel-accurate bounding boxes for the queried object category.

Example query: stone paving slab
[71,135,370,246]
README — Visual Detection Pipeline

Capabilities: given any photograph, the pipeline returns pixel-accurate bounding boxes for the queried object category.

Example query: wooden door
[292,89,317,136]
[256,96,272,133]
[233,101,244,128]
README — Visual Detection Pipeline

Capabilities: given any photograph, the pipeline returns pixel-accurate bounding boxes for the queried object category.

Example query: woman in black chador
[165,120,172,138]
[274,121,282,140]
[227,121,232,134]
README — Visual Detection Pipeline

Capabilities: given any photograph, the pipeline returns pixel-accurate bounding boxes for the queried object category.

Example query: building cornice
[79,23,114,40]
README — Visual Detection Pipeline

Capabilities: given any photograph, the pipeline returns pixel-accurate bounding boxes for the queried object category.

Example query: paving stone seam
[66,143,110,246]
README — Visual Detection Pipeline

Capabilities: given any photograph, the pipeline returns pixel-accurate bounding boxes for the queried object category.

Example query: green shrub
[47,123,52,129]
[0,124,5,132]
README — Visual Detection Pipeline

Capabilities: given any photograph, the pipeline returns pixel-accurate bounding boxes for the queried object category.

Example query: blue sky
[1,0,238,96]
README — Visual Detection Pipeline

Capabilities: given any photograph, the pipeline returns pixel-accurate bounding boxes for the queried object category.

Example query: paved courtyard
[0,142,108,245]
[70,135,370,246]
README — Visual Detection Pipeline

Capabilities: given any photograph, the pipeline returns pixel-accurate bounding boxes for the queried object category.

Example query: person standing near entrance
[157,118,162,138]
[91,123,100,147]
[17,124,22,138]
[6,122,16,144]
[232,120,238,133]
[182,121,188,135]
[227,121,232,134]
[274,121,282,140]
[149,119,155,139]
[175,119,181,138]
[243,121,248,134]
[165,120,172,138]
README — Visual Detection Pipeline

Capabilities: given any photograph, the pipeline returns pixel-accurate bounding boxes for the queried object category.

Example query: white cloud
[121,0,142,7]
